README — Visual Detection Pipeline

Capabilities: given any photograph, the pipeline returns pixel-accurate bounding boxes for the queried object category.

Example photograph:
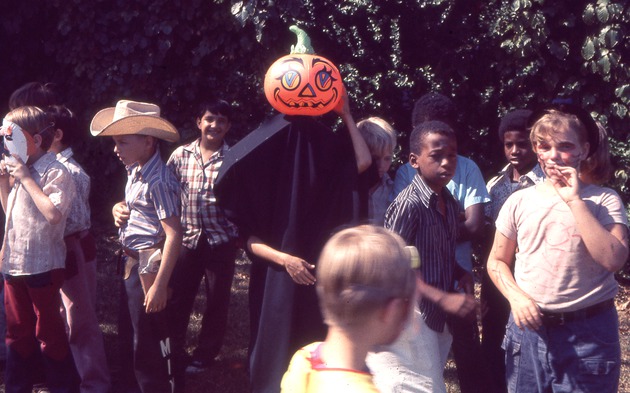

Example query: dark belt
[541,299,615,326]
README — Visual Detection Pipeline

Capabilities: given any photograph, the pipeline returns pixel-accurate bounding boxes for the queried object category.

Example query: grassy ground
[0,225,628,392]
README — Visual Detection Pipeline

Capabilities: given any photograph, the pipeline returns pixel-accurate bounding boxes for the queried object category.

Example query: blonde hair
[316,225,415,328]
[357,117,397,156]
[580,122,611,185]
[530,110,589,152]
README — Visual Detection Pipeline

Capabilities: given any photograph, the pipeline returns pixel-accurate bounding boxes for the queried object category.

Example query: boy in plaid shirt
[166,100,239,391]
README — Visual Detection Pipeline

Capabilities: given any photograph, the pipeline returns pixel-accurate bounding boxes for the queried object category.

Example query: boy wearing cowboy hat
[91,100,182,393]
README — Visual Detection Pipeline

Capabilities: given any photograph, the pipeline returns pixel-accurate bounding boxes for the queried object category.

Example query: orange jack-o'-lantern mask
[264,26,343,116]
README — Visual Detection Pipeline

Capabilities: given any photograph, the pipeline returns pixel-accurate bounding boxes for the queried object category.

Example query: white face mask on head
[1,118,37,163]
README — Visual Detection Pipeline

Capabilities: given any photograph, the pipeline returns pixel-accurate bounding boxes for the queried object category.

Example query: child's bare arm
[416,276,476,319]
[458,203,485,241]
[552,165,629,271]
[247,235,316,285]
[334,89,372,174]
[144,215,182,313]
[487,231,542,330]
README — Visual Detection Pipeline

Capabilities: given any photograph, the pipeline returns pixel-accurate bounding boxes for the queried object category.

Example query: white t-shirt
[496,183,628,312]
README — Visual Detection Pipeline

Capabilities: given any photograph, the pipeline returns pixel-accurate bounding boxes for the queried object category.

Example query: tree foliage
[1,0,629,215]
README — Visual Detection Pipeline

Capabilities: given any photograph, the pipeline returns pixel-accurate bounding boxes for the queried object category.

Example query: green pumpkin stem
[289,25,315,55]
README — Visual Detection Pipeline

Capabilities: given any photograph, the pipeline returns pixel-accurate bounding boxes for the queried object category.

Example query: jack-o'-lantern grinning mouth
[273,87,339,109]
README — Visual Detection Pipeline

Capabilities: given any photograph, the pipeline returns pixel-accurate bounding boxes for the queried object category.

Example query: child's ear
[581,142,591,160]
[53,128,63,143]
[145,135,157,149]
[32,133,42,148]
[409,153,420,169]
[382,297,410,328]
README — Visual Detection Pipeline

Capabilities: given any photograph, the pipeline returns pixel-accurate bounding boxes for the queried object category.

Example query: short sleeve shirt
[485,163,545,221]
[57,147,92,235]
[120,150,180,250]
[2,152,76,275]
[495,184,628,311]
[445,156,490,271]
[166,140,238,250]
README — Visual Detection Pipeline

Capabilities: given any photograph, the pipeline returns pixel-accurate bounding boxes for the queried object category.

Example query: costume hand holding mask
[215,26,359,393]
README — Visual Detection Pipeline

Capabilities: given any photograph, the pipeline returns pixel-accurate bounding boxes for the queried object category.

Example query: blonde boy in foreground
[280,225,417,392]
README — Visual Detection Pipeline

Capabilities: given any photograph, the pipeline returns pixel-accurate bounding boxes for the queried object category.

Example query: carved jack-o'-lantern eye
[281,70,301,91]
[315,67,334,91]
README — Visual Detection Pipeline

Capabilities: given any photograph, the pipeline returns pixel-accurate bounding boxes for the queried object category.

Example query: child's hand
[144,283,168,313]
[282,254,316,285]
[438,292,476,320]
[4,154,30,181]
[508,292,542,331]
[112,201,131,228]
[548,164,581,204]
[456,273,474,295]
[0,159,10,180]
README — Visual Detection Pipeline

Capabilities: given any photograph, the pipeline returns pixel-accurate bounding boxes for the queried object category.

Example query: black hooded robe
[215,114,359,393]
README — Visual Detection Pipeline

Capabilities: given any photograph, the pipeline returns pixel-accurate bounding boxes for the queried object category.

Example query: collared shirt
[485,163,545,221]
[120,149,180,250]
[393,157,491,272]
[2,152,76,275]
[385,173,459,332]
[57,147,91,235]
[167,140,238,250]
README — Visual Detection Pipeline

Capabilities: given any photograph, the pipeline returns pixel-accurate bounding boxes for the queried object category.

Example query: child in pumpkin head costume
[91,100,182,393]
[215,26,372,393]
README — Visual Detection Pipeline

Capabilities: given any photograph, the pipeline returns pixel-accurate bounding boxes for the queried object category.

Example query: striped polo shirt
[120,149,181,251]
[385,173,459,332]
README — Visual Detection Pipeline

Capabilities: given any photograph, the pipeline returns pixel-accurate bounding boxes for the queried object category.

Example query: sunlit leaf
[597,54,611,74]
[596,4,610,23]
[583,4,597,25]
[603,27,621,48]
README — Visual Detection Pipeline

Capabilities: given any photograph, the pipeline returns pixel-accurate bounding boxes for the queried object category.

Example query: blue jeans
[502,306,620,393]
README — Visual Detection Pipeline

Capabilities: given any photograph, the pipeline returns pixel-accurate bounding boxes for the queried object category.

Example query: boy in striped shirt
[91,100,182,393]
[367,121,476,393]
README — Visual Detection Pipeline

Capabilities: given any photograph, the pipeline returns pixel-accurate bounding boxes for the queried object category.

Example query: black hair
[46,105,81,148]
[9,82,60,110]
[411,93,457,128]
[498,109,533,142]
[197,99,232,120]
[409,120,456,154]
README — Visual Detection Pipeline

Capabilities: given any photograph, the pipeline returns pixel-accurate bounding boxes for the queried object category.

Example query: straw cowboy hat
[90,100,179,143]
